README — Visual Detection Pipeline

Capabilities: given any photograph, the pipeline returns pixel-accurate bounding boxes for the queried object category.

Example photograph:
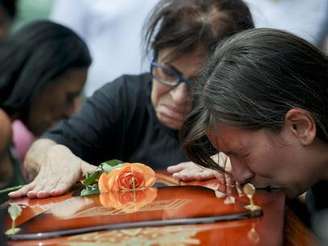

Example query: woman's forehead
[207,124,252,150]
[158,46,207,63]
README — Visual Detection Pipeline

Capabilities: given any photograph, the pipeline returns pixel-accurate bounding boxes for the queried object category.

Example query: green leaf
[81,159,123,186]
[104,159,123,167]
[8,203,22,221]
[80,159,123,197]
[99,162,113,172]
[82,170,102,186]
[100,159,123,170]
[5,227,20,235]
[80,184,100,196]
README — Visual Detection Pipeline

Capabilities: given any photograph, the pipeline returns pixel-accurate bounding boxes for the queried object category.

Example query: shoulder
[77,73,152,119]
[92,73,152,103]
[100,73,151,92]
[0,109,12,152]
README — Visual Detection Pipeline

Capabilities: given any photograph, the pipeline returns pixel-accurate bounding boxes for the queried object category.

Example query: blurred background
[12,0,52,30]
[1,0,328,244]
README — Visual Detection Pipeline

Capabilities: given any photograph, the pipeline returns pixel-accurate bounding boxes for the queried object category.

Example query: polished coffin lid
[4,175,285,245]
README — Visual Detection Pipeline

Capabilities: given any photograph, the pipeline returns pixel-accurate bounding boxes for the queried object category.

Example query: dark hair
[143,0,254,61]
[0,20,91,118]
[182,28,328,170]
[0,0,17,19]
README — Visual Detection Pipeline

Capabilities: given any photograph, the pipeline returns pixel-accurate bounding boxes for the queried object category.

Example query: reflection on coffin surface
[4,174,285,245]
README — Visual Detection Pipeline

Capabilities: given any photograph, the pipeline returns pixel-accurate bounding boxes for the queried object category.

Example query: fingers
[21,177,74,199]
[173,168,218,181]
[221,173,237,195]
[28,177,60,199]
[8,178,51,199]
[172,172,198,181]
[9,165,80,199]
[200,168,219,179]
[49,177,75,197]
[8,181,36,198]
[167,163,190,173]
[167,162,201,173]
[81,161,98,175]
[25,162,55,198]
[168,162,219,181]
[49,182,71,197]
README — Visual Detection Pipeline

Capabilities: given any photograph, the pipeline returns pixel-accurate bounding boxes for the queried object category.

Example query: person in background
[50,0,159,97]
[245,0,328,47]
[0,20,91,202]
[9,0,254,199]
[0,0,17,40]
[180,28,328,231]
[318,2,328,53]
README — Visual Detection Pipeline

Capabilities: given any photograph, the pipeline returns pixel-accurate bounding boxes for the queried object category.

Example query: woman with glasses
[10,0,254,199]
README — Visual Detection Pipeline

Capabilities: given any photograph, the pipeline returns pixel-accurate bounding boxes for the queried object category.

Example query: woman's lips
[164,105,186,114]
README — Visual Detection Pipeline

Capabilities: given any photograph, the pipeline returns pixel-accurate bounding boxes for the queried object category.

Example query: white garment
[50,0,159,96]
[245,0,328,45]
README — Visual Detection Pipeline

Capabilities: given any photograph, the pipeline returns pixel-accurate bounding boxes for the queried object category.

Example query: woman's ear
[283,108,316,145]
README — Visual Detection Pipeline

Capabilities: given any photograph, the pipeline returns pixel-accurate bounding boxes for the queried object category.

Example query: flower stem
[0,185,24,194]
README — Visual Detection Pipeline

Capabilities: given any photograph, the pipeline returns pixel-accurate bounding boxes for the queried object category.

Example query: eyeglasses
[150,60,193,87]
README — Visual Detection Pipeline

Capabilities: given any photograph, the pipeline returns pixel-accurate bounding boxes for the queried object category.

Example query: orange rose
[98,163,156,193]
[99,187,158,212]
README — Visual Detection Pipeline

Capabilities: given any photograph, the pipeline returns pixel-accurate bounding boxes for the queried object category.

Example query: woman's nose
[169,83,189,105]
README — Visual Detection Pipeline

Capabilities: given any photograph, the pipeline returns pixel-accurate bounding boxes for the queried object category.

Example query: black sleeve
[43,76,130,165]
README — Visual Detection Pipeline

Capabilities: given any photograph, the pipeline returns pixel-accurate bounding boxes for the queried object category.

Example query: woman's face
[151,47,207,130]
[27,68,87,136]
[207,124,322,198]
